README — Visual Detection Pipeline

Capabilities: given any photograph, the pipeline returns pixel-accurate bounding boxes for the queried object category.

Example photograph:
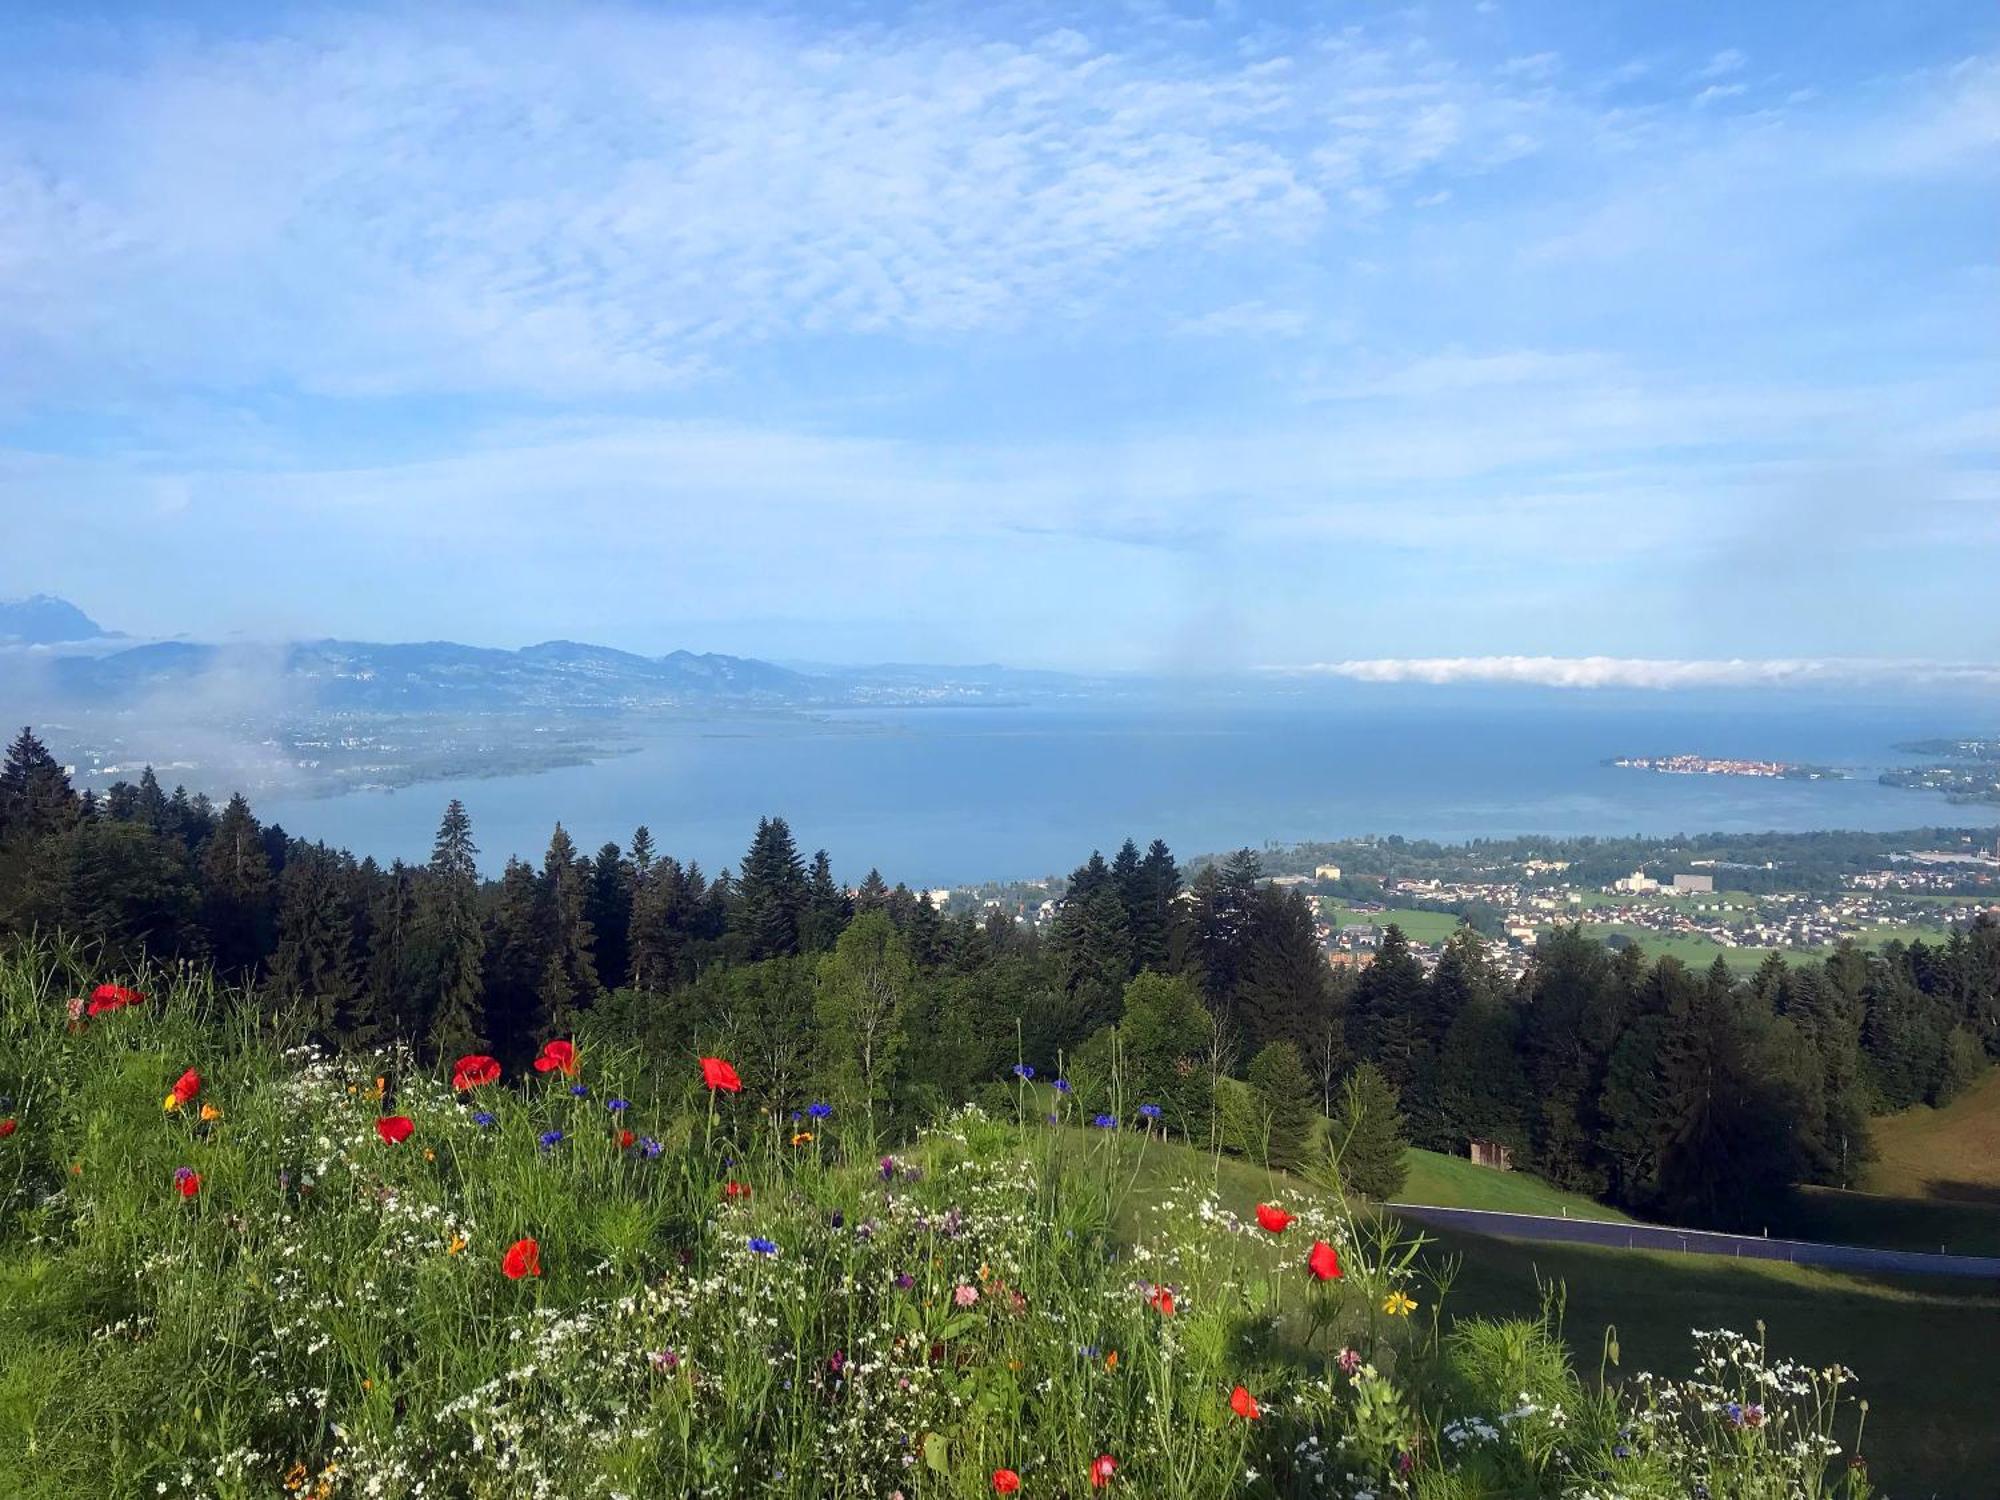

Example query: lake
[251,691,1995,883]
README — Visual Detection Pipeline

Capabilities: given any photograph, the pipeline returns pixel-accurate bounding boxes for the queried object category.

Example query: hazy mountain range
[2,596,1091,713]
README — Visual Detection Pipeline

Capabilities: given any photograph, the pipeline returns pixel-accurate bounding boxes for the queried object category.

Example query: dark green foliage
[267,842,358,1039]
[534,824,599,1035]
[5,723,1999,1236]
[1332,1062,1409,1201]
[423,800,486,1057]
[1245,1040,1315,1169]
[1118,971,1216,1139]
[732,816,808,960]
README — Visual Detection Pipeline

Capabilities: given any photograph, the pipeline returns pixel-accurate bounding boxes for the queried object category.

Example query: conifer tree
[1236,885,1332,1059]
[424,800,487,1058]
[268,842,358,1039]
[0,726,78,843]
[360,859,420,1043]
[483,857,544,1054]
[733,816,808,959]
[802,849,851,953]
[534,823,599,1036]
[854,868,890,914]
[1119,971,1216,1136]
[1246,1039,1315,1170]
[585,841,633,990]
[1330,1062,1408,1201]
[198,793,274,977]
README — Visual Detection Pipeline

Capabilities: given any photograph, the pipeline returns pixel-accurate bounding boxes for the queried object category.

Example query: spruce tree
[854,868,890,914]
[424,800,487,1058]
[1246,1039,1315,1170]
[802,849,851,952]
[1237,885,1333,1059]
[483,857,544,1054]
[585,841,633,990]
[198,793,274,977]
[733,816,808,959]
[0,726,78,843]
[534,823,599,1036]
[268,842,358,1039]
[1331,1062,1409,1201]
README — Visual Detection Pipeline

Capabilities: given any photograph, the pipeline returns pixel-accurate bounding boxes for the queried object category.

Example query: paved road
[1387,1202,2000,1281]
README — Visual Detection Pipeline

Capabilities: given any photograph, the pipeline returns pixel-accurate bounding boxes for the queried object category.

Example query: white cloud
[1277,656,2000,690]
[1692,83,1747,108]
[1695,49,1747,80]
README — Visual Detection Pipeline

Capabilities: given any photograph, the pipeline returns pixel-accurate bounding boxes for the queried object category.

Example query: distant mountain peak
[0,594,114,644]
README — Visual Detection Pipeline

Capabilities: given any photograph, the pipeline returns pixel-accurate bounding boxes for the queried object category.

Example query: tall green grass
[0,937,1877,1498]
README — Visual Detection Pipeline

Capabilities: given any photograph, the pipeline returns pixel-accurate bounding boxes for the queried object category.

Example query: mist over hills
[3,596,1087,713]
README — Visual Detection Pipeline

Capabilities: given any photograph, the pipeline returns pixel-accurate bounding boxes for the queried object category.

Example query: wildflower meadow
[0,940,1878,1499]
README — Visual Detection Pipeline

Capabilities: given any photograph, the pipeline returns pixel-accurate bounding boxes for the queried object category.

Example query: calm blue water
[252,693,1996,884]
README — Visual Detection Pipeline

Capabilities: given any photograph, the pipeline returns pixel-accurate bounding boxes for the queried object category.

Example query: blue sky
[1,0,1995,678]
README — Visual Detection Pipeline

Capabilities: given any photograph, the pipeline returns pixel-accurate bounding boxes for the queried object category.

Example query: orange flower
[533,1040,578,1077]
[1090,1454,1117,1489]
[1307,1239,1342,1281]
[1104,1350,1118,1372]
[502,1237,541,1279]
[992,1470,1022,1495]
[1230,1384,1260,1420]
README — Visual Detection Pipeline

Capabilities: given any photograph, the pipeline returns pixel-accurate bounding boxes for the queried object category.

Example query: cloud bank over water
[1281,656,2000,691]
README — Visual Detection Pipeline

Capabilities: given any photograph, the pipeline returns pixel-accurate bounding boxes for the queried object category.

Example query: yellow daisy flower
[1382,1290,1418,1317]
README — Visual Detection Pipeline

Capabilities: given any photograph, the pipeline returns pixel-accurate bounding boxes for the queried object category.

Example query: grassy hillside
[1865,1066,2000,1201]
[1398,1148,1632,1223]
[1100,1129,1998,1498]
[0,947,1917,1497]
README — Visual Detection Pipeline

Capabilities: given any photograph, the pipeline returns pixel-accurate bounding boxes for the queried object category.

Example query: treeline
[5,726,1999,1229]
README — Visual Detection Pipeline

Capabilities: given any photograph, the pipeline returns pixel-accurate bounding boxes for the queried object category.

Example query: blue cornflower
[830,1209,845,1229]
[606,1097,629,1113]
[569,1083,589,1098]
[1613,1444,1632,1460]
[791,1110,803,1123]
[807,1101,833,1119]
[1053,1078,1071,1094]
[539,1129,565,1151]
[748,1236,778,1256]
[1047,1113,1060,1124]
[472,1110,497,1128]
[1093,1113,1118,1129]
[1725,1402,1744,1427]
[639,1136,663,1158]
[1012,1063,1034,1080]
[1138,1103,1162,1120]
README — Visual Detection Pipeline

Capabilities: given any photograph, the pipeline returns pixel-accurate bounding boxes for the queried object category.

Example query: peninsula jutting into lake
[1609,752,1844,780]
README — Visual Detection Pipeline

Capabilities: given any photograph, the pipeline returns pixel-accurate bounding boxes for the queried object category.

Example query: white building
[1314,864,1343,881]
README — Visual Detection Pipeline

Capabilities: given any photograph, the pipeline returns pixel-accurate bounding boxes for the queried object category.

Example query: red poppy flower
[502,1237,541,1280]
[1255,1203,1294,1234]
[1307,1239,1342,1281]
[0,1118,16,1139]
[1149,1284,1176,1317]
[170,1068,201,1107]
[375,1115,415,1145]
[618,1129,636,1150]
[1230,1384,1261,1420]
[174,1168,202,1199]
[992,1470,1022,1495]
[451,1054,502,1090]
[699,1056,743,1093]
[723,1180,752,1200]
[86,983,145,1016]
[532,1040,578,1077]
[1090,1454,1117,1489]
